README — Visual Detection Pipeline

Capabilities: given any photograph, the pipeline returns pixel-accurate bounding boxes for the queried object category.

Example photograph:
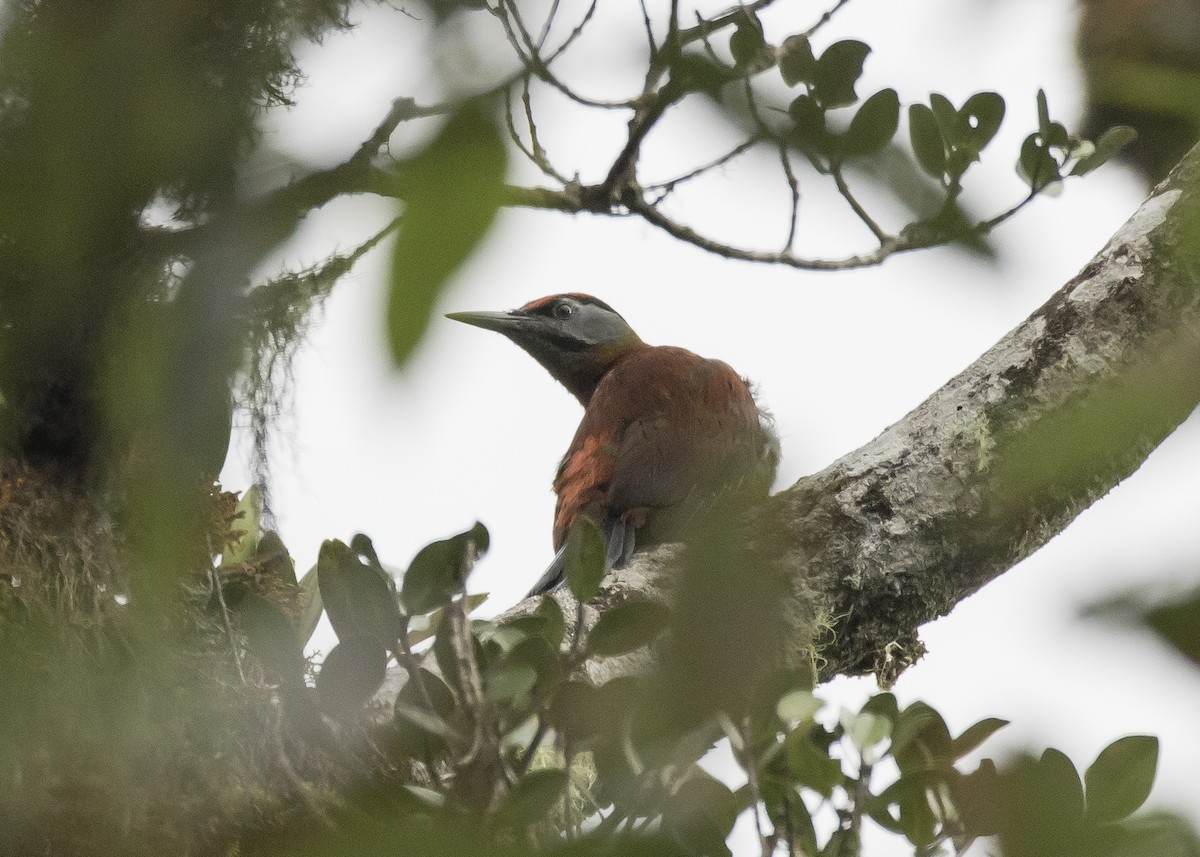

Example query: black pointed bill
[445,309,531,335]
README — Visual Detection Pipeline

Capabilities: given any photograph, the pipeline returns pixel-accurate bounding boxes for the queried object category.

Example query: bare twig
[804,0,857,37]
[780,144,802,251]
[644,137,761,196]
[830,162,889,242]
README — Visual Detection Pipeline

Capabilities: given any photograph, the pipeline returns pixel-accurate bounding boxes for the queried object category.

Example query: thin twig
[830,162,889,242]
[542,0,600,65]
[779,143,802,251]
[644,137,761,196]
[492,0,629,109]
[804,0,857,37]
[535,0,562,49]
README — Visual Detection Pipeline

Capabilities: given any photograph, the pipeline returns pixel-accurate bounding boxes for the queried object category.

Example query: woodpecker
[447,293,778,596]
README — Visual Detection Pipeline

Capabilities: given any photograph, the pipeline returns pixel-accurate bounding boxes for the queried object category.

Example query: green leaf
[1036,88,1051,136]
[813,39,870,108]
[841,88,899,156]
[788,787,820,856]
[776,689,822,723]
[495,768,568,828]
[295,561,323,648]
[1084,735,1159,823]
[317,539,402,647]
[503,635,562,696]
[536,594,565,649]
[562,517,605,602]
[485,664,538,702]
[222,485,262,565]
[729,11,767,68]
[788,94,827,148]
[315,636,388,717]
[663,772,739,857]
[929,93,960,144]
[387,104,507,366]
[1071,125,1137,176]
[909,104,946,179]
[959,91,1005,154]
[587,598,670,658]
[400,521,489,615]
[846,710,891,750]
[778,34,816,86]
[237,593,305,686]
[1018,132,1060,191]
[785,729,842,797]
[892,701,951,762]
[1040,747,1086,822]
[952,717,1009,759]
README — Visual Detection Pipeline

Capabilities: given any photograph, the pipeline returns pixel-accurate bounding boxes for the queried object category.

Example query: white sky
[225,0,1200,851]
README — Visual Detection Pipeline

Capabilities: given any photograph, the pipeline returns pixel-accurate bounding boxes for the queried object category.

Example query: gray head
[446,293,644,404]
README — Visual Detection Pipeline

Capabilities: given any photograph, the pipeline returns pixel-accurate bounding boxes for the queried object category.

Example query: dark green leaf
[929,93,960,145]
[1036,88,1051,136]
[778,34,817,86]
[952,717,1008,759]
[1018,132,1060,191]
[350,532,384,571]
[1040,747,1086,822]
[562,517,605,602]
[1071,125,1138,176]
[813,39,870,108]
[785,729,842,797]
[238,593,305,686]
[317,538,401,647]
[788,787,820,856]
[315,636,388,717]
[788,94,826,148]
[587,598,670,658]
[861,692,899,721]
[400,521,489,615]
[841,88,899,156]
[388,104,507,366]
[909,104,946,179]
[892,701,951,765]
[729,12,767,68]
[895,776,937,847]
[495,768,568,828]
[960,91,1005,154]
[1045,120,1070,149]
[663,772,738,856]
[671,52,731,96]
[1084,735,1159,823]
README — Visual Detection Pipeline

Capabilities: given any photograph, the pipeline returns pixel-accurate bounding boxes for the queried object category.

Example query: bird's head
[447,293,644,404]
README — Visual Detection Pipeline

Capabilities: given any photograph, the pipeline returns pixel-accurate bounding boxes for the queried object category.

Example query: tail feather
[524,513,632,599]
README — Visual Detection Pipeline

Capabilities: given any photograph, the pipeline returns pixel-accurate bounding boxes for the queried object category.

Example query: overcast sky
[223,0,1200,850]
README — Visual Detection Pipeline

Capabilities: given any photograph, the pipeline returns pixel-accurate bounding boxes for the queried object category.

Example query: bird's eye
[553,302,574,320]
